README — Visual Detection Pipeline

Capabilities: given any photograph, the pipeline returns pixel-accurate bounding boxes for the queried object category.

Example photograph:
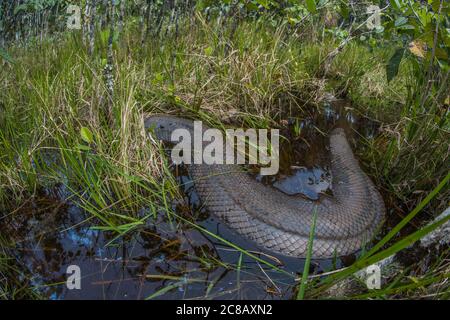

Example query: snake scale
[145,115,385,259]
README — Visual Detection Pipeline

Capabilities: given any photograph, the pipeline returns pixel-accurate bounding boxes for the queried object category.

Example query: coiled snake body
[145,115,385,258]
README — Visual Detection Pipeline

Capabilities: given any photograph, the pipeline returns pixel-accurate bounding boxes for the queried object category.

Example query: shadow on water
[0,99,382,299]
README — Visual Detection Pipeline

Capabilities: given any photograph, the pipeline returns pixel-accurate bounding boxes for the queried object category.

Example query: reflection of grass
[0,16,448,299]
[0,236,42,299]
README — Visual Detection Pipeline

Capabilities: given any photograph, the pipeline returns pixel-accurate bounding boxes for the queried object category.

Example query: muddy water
[0,99,381,299]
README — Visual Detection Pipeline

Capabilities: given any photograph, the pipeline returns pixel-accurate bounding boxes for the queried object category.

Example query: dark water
[0,99,381,299]
[1,191,304,300]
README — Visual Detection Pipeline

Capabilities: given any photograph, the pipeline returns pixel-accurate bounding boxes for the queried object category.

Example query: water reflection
[273,167,331,200]
[1,193,303,299]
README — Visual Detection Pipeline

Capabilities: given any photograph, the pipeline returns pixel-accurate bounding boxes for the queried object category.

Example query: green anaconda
[145,115,385,259]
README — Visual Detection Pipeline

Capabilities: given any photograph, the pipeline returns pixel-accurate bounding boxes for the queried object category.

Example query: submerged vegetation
[0,0,449,299]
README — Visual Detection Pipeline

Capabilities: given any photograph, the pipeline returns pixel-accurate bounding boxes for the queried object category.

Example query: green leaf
[386,48,405,82]
[204,46,214,56]
[394,16,408,27]
[76,144,91,151]
[195,0,206,11]
[255,0,270,9]
[152,72,164,84]
[437,58,450,72]
[435,47,448,60]
[305,0,317,14]
[80,127,94,144]
[375,25,385,33]
[389,0,402,11]
[339,1,349,19]
[431,0,441,12]
[397,24,416,30]
[100,29,109,45]
[13,4,28,14]
[246,2,259,11]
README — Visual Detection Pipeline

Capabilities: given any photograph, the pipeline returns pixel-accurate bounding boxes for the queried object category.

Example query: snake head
[331,127,346,137]
[144,115,193,142]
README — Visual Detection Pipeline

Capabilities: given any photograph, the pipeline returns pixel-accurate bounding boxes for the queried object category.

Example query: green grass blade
[312,200,450,295]
[364,171,450,258]
[297,207,317,300]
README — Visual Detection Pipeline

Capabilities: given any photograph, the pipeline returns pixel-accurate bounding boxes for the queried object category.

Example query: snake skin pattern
[145,115,385,258]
